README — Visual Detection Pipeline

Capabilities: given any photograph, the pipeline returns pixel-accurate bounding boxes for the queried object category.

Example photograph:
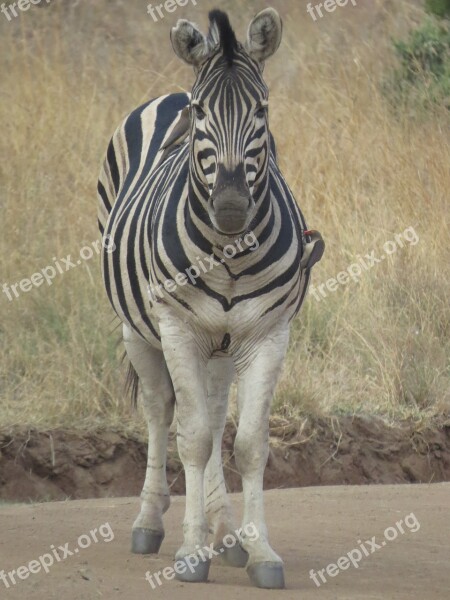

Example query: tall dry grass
[0,0,448,430]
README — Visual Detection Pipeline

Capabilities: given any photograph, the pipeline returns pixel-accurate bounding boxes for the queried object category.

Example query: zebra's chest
[150,254,300,338]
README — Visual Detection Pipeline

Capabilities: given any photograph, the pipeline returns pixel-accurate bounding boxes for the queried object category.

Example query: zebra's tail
[123,353,139,408]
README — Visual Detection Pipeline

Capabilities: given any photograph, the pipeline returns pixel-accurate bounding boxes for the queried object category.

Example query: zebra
[97,7,324,589]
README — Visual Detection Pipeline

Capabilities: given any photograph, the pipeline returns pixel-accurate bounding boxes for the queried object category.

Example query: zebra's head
[171,8,282,235]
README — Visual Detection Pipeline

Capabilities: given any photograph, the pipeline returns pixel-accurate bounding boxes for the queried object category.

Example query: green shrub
[425,0,450,19]
[386,18,450,111]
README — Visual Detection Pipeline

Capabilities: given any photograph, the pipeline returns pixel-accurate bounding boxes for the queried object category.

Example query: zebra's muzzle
[210,195,254,234]
[209,165,254,234]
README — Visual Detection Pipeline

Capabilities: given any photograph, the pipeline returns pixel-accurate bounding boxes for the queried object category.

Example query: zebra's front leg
[205,357,248,568]
[123,326,175,555]
[235,322,291,589]
[157,308,212,582]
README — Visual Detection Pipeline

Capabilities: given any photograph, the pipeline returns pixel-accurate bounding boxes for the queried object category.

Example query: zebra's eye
[255,105,267,119]
[192,104,206,120]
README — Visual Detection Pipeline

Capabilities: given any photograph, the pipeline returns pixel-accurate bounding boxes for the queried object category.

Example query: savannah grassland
[0,0,449,433]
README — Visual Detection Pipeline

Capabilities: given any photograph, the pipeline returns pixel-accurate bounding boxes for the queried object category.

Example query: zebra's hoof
[174,557,211,582]
[247,561,285,589]
[131,528,164,554]
[217,543,248,567]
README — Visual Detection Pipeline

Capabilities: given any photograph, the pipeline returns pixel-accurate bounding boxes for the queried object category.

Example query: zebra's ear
[246,8,283,65]
[171,20,212,68]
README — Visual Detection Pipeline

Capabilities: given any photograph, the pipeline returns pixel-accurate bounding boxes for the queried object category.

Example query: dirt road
[0,484,448,599]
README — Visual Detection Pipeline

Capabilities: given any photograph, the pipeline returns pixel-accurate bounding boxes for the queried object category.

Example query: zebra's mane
[208,9,238,66]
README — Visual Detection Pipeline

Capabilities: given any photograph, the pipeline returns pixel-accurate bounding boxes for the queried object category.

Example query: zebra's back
[97,92,191,233]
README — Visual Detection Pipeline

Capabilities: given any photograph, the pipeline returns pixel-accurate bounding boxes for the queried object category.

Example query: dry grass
[0,0,449,431]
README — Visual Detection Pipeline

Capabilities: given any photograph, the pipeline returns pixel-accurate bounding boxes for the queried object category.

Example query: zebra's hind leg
[204,357,248,568]
[123,325,175,555]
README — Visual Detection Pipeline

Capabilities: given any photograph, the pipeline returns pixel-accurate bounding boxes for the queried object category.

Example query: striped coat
[98,90,311,366]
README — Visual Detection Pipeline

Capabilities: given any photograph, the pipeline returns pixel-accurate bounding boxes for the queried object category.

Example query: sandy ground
[0,484,448,599]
